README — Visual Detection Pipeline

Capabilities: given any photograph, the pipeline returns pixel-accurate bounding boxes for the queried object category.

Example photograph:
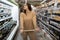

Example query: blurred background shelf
[0,0,19,40]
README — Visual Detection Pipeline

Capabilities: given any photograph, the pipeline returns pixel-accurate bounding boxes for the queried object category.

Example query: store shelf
[38,18,59,39]
[0,1,18,40]
[49,20,60,29]
[6,25,19,40]
[0,22,8,30]
[44,29,57,40]
[0,16,12,21]
[42,18,60,32]
[38,13,60,31]
[42,29,53,40]
[0,0,12,7]
[37,8,60,39]
[40,19,57,36]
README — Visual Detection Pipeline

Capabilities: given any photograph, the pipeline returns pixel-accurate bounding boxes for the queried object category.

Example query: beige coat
[20,11,38,30]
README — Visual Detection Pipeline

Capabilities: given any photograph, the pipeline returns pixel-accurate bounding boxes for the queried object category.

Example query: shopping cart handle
[23,30,35,32]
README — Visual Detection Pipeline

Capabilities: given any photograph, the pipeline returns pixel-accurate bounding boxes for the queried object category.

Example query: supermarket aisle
[0,0,60,40]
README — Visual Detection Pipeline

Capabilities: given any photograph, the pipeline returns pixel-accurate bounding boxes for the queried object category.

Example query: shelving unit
[0,1,19,40]
[36,0,60,39]
[7,25,19,40]
[0,16,12,21]
[37,13,60,40]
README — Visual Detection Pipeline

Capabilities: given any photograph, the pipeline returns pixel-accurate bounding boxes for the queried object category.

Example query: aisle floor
[14,28,52,40]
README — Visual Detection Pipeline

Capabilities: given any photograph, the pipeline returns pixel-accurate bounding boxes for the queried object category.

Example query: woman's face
[23,4,28,10]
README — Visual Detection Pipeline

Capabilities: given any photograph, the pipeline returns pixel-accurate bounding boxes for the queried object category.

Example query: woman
[20,3,39,40]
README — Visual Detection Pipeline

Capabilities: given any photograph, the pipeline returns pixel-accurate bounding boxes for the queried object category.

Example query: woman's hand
[20,29,24,33]
[35,27,40,32]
